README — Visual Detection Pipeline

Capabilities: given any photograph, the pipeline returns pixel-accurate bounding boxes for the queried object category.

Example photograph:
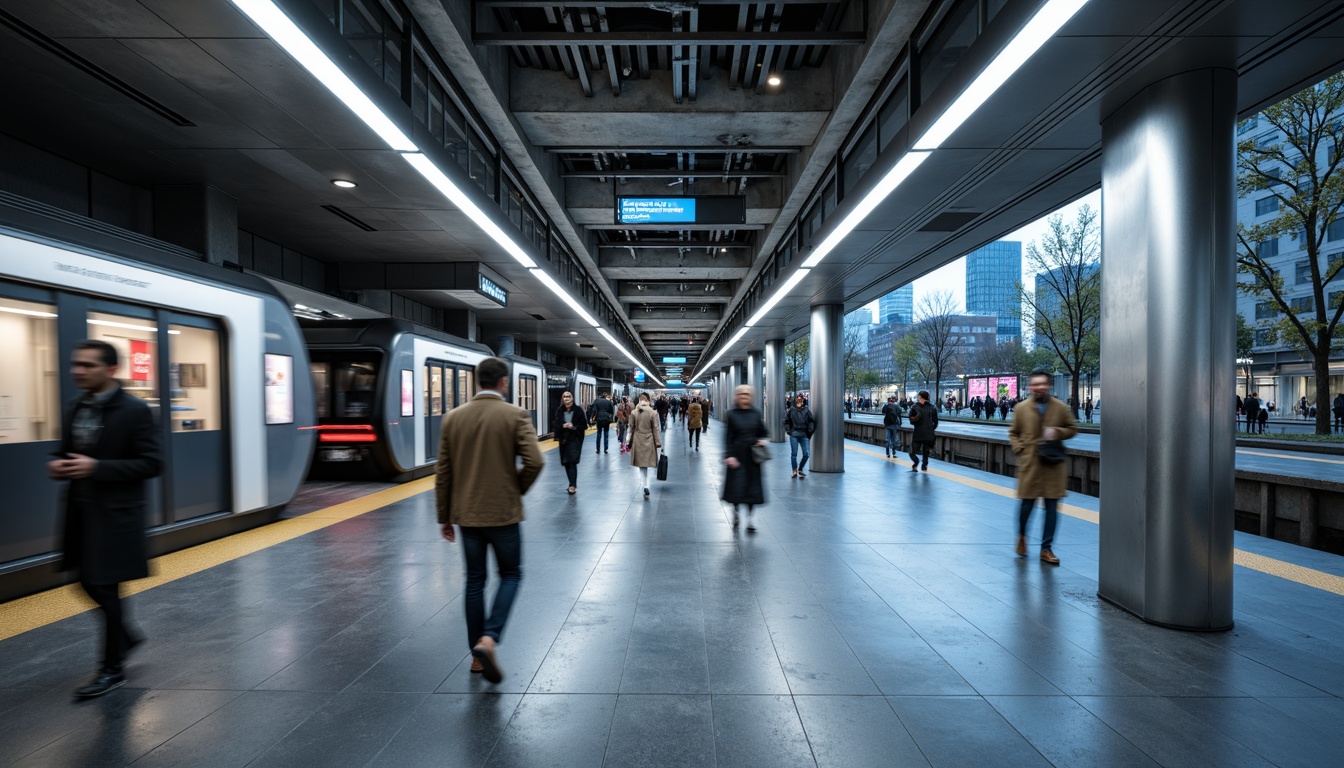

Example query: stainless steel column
[809,304,844,472]
[1099,68,1236,630]
[746,350,763,403]
[765,339,786,443]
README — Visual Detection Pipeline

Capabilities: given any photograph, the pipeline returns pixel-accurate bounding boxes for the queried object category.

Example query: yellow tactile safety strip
[0,437,562,642]
[1236,448,1344,466]
[845,444,1344,596]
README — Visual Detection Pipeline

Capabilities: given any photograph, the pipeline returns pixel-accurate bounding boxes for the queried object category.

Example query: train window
[311,363,330,418]
[427,364,443,415]
[517,374,538,412]
[87,311,160,417]
[169,325,221,432]
[333,361,378,418]
[0,296,60,444]
[579,382,595,408]
[457,369,473,407]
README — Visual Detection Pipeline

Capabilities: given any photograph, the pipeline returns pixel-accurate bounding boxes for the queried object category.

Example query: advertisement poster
[264,354,294,425]
[401,370,414,417]
[990,376,1019,401]
[130,339,153,382]
[967,377,988,400]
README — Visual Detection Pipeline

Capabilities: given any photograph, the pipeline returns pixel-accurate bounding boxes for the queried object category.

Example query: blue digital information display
[617,197,696,224]
[661,356,687,364]
[633,369,646,383]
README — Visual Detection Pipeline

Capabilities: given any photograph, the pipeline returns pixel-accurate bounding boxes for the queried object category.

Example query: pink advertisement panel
[967,377,988,399]
[989,376,1018,401]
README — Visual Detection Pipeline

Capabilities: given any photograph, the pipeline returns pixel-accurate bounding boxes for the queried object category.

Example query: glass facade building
[966,241,1022,342]
[878,284,914,324]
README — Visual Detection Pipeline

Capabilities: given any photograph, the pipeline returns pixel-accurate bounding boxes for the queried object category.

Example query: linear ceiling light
[747,268,811,326]
[691,326,749,384]
[801,151,930,268]
[913,0,1091,150]
[597,327,638,365]
[228,0,415,152]
[401,153,537,269]
[528,267,599,327]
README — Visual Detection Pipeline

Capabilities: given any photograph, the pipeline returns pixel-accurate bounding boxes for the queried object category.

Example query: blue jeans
[789,435,810,471]
[461,524,522,649]
[595,424,609,451]
[1019,498,1059,550]
[884,426,899,452]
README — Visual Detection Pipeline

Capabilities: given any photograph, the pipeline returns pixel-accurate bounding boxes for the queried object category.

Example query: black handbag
[1036,439,1066,465]
[656,451,669,481]
[751,444,771,464]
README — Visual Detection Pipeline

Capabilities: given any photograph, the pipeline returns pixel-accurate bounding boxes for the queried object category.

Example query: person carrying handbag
[724,385,768,530]
[626,393,661,498]
[1009,370,1078,565]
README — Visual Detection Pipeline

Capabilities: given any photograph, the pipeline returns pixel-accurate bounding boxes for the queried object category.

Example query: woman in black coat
[723,384,768,531]
[554,390,588,494]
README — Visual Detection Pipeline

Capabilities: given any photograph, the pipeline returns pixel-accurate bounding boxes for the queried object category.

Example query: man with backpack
[881,396,903,458]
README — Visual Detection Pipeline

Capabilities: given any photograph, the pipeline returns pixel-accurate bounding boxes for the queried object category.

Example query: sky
[864,188,1102,318]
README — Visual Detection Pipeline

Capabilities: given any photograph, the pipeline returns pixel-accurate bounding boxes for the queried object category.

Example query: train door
[424,360,446,459]
[516,372,539,429]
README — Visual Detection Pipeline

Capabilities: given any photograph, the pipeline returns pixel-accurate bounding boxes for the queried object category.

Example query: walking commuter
[702,397,712,432]
[1000,399,1011,420]
[436,357,544,683]
[1334,393,1344,432]
[971,397,983,419]
[784,394,815,478]
[591,391,615,454]
[655,395,670,431]
[687,397,703,450]
[1299,396,1309,419]
[985,394,997,420]
[845,398,853,419]
[881,396,903,458]
[553,391,588,494]
[1009,370,1078,566]
[627,393,662,498]
[1258,407,1269,433]
[616,396,632,450]
[724,385,768,530]
[49,340,162,698]
[1243,392,1262,434]
[1084,398,1094,423]
[907,391,938,472]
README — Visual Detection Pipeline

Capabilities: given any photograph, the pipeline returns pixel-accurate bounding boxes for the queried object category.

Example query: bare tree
[911,291,961,408]
[843,322,867,399]
[1237,72,1344,435]
[1018,205,1101,416]
[784,336,809,393]
[969,338,1031,376]
[892,334,919,398]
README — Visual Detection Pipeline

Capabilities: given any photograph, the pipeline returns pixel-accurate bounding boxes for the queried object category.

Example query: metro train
[0,201,317,600]
[302,318,549,480]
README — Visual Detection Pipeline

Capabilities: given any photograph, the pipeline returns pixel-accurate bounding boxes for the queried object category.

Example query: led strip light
[229,0,657,377]
[690,0,1092,384]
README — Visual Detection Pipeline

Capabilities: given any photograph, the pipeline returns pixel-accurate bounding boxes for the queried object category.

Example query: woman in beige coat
[627,393,662,498]
[686,398,703,450]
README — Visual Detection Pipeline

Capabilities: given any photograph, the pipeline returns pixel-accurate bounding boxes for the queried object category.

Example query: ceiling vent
[321,205,376,232]
[0,8,195,127]
[919,211,981,232]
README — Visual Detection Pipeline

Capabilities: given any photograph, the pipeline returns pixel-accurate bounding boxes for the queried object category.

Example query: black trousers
[909,440,932,467]
[80,579,133,671]
[688,428,700,447]
[564,462,578,487]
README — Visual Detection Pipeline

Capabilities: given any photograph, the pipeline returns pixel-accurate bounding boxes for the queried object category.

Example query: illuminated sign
[633,369,646,383]
[477,274,508,306]
[666,380,684,387]
[661,356,687,364]
[616,196,745,225]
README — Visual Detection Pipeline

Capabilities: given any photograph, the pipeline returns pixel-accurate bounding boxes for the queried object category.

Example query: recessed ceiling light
[331,179,357,188]
[569,331,578,335]
[766,74,782,87]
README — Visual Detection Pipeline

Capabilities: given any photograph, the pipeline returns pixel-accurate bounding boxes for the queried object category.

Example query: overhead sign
[633,369,646,383]
[616,196,746,225]
[661,356,687,364]
[666,380,684,387]
[477,274,508,306]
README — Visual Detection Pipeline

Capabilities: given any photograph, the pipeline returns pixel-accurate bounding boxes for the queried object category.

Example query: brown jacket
[435,392,544,526]
[1008,396,1078,500]
[687,402,703,430]
[627,402,662,467]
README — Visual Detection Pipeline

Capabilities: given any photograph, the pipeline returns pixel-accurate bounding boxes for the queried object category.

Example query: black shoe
[921,464,929,471]
[75,670,125,699]
[910,462,918,472]
[643,487,650,498]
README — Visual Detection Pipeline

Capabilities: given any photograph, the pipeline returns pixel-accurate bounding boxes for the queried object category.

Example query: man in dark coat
[907,391,939,472]
[590,391,615,454]
[1334,393,1344,432]
[1243,392,1262,434]
[48,340,162,699]
[880,396,903,458]
[654,395,670,431]
[985,395,997,420]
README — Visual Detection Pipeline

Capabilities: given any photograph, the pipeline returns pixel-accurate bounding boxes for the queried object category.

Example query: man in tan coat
[436,357,544,683]
[1009,370,1078,565]
[687,398,704,450]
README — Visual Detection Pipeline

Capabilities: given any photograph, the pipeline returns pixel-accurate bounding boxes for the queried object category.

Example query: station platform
[2,423,1343,767]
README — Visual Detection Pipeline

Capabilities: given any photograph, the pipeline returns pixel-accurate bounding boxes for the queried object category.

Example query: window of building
[919,1,978,104]
[1296,260,1313,284]
[1255,301,1278,320]
[877,76,909,152]
[1330,291,1342,310]
[1290,295,1315,313]
[1254,328,1277,346]
[842,123,878,197]
[87,311,160,415]
[0,295,60,444]
[1238,116,1258,135]
[1257,239,1279,258]
[168,324,221,432]
[1327,218,1344,242]
[1255,196,1278,216]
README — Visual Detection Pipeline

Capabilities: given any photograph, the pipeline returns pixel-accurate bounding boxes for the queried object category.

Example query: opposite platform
[1,423,1342,767]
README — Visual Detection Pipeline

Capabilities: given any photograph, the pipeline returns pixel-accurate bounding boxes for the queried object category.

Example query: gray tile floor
[2,420,1343,767]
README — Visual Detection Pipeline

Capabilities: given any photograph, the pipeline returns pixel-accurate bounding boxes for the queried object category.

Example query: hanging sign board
[616,196,746,225]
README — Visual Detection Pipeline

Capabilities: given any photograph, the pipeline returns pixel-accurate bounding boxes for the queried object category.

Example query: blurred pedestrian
[1009,370,1077,566]
[725,385,768,530]
[627,393,662,498]
[553,391,588,494]
[50,340,162,698]
[907,391,938,472]
[687,397,703,450]
[436,357,544,683]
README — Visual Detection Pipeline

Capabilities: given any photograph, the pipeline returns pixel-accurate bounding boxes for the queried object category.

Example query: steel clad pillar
[746,350,764,403]
[809,304,844,472]
[765,339,786,443]
[1099,68,1236,631]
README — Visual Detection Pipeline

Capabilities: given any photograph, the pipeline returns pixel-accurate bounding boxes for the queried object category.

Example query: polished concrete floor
[2,422,1343,767]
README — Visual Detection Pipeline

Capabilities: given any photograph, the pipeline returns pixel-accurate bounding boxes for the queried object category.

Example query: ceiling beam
[546,146,801,154]
[563,169,785,178]
[475,31,866,46]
